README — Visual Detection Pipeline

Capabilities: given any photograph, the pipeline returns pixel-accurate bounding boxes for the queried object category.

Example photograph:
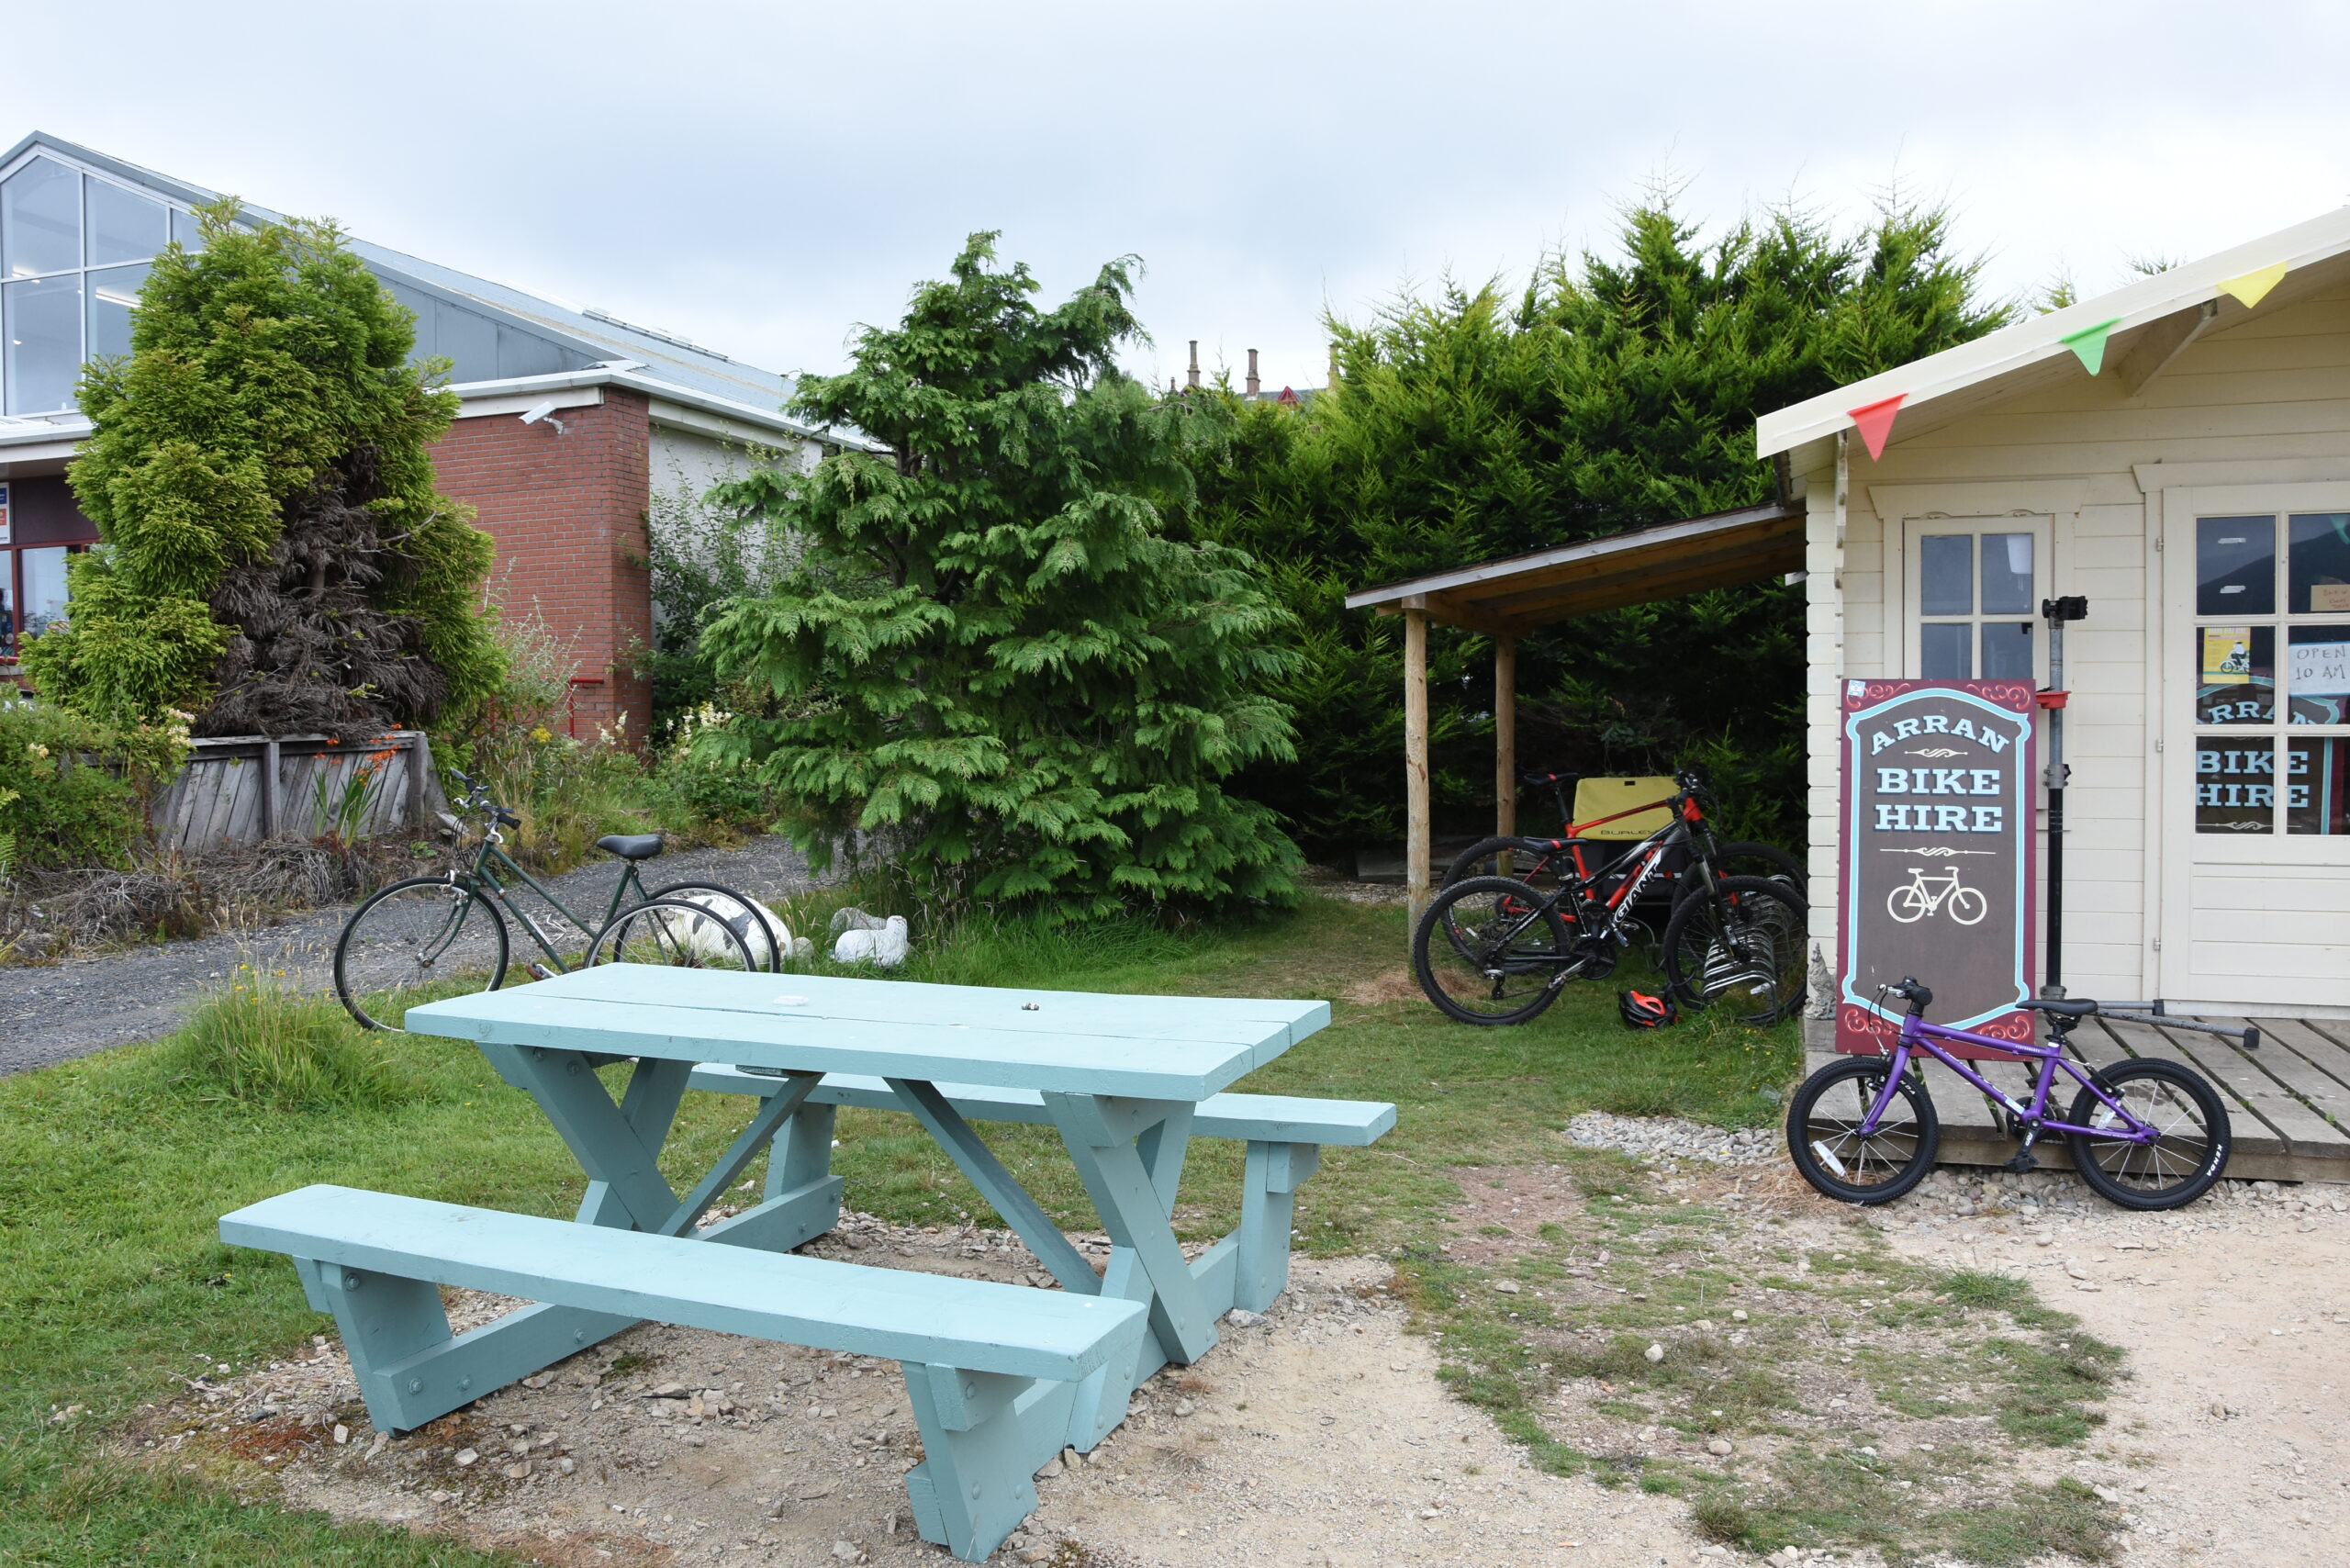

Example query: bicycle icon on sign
[1886,867,1988,926]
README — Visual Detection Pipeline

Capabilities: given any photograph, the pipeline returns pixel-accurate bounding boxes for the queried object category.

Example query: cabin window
[1906,522,2043,681]
[2192,512,2350,834]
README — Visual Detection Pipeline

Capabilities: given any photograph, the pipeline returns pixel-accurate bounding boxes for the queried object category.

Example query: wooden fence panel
[151,732,431,850]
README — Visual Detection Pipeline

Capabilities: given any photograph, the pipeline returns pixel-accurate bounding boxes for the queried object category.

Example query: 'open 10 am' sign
[1837,679,2038,1058]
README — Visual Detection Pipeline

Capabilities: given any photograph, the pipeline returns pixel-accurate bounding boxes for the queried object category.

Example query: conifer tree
[23,203,499,734]
[699,234,1301,915]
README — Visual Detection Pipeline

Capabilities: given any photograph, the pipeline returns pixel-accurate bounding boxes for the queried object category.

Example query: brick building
[0,131,848,736]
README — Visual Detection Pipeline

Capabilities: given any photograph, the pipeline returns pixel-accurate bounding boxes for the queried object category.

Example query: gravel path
[0,834,816,1076]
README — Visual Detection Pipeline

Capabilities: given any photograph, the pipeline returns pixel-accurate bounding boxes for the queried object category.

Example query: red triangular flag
[1847,393,1906,461]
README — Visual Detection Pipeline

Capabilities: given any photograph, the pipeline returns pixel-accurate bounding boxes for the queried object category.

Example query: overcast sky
[12,2,2346,398]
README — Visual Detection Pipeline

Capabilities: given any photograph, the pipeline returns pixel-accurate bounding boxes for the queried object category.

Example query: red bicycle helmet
[1617,989,1678,1029]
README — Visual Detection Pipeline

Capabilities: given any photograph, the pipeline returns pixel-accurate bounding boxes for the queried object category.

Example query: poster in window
[1837,679,2038,1057]
[2202,627,2253,683]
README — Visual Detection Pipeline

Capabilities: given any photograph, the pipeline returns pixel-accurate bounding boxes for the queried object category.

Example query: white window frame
[1897,514,2055,686]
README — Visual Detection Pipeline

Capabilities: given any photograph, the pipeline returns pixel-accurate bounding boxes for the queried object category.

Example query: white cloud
[12,0,2343,395]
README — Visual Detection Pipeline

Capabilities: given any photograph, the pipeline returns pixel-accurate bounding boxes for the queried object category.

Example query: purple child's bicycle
[1787,978,2232,1213]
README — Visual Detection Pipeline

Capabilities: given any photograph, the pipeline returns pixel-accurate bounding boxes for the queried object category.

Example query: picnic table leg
[901,1364,1082,1562]
[1236,1140,1320,1311]
[1044,1095,1214,1361]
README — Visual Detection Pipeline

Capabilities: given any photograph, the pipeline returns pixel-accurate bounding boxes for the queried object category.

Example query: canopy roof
[1342,500,1804,635]
[1756,203,2350,463]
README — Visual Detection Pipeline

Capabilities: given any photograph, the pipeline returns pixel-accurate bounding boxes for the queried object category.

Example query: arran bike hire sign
[1836,679,2037,1058]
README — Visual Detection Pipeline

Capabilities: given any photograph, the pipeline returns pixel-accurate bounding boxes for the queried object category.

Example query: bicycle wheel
[1787,1056,1940,1203]
[1886,883,1929,924]
[335,877,509,1031]
[586,897,762,971]
[1412,876,1575,1025]
[1661,876,1808,1024]
[2065,1058,2232,1210]
[1948,886,1989,926]
[646,880,788,971]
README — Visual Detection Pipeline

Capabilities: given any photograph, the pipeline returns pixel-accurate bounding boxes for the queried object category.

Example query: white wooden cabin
[1760,208,2350,1020]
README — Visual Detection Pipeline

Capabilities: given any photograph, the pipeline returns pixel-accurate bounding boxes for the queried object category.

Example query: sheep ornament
[829,907,911,968]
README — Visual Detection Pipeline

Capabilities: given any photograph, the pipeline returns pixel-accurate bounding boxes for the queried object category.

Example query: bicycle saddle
[596,834,665,860]
[2023,998,2099,1019]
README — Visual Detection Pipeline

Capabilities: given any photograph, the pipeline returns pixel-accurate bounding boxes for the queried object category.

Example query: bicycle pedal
[2002,1151,2040,1174]
[526,962,557,981]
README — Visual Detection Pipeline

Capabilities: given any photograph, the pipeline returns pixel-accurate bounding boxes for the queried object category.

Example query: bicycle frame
[1486,796,1722,967]
[1856,1014,2161,1146]
[451,830,649,973]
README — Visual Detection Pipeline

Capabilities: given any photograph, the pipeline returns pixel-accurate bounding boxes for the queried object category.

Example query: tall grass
[152,971,426,1111]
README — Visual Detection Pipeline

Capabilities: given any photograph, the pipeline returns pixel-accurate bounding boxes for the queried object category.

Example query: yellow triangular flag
[2219,262,2288,310]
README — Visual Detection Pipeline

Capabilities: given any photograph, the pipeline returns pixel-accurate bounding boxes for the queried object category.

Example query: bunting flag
[1847,393,1906,460]
[2061,317,2121,375]
[2218,262,2288,309]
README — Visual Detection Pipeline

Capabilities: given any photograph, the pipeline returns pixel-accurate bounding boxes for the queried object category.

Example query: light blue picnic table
[219,965,1385,1562]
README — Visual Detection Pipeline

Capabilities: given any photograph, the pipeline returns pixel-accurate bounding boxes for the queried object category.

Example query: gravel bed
[1562,1109,1780,1168]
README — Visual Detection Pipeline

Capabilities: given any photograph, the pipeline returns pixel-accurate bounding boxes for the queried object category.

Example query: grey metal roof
[0,130,809,427]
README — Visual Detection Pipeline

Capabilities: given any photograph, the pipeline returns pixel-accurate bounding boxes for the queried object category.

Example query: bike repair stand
[2037,596,2088,1002]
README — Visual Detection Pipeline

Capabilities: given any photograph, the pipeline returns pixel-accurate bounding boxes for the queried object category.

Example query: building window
[0,153,195,415]
[1905,520,2046,682]
[2191,512,2350,834]
[0,543,83,656]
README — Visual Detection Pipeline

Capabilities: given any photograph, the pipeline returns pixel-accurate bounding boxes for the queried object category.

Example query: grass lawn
[0,893,1800,1562]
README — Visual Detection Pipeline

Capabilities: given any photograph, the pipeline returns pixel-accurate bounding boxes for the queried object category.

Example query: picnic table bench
[219,966,1392,1562]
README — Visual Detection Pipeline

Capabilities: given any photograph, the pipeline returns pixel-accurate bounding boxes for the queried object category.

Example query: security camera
[518,399,568,435]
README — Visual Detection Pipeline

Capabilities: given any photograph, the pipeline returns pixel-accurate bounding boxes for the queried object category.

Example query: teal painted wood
[575,1056,694,1229]
[881,1079,1100,1295]
[688,1066,1396,1147]
[481,1043,680,1231]
[903,1361,1083,1560]
[1044,1092,1218,1367]
[220,1186,1146,1383]
[654,1071,817,1237]
[765,1098,837,1204]
[507,963,1329,1044]
[410,970,1326,1101]
[1236,1141,1320,1312]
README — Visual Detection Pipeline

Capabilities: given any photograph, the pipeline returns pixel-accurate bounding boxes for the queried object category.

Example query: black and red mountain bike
[1413,769,1807,1027]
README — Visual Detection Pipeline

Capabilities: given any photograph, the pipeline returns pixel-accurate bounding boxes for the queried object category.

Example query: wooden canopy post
[1493,635,1516,873]
[1404,609,1431,935]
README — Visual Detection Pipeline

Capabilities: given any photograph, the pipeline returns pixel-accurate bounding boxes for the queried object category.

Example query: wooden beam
[2118,299,2220,399]
[1404,610,1431,937]
[1494,636,1516,875]
[1399,590,1519,639]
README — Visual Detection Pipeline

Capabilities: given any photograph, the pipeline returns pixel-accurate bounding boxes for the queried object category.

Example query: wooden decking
[1802,1012,2350,1184]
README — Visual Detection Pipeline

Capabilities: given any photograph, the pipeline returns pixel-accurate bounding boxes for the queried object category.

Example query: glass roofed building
[0,130,846,735]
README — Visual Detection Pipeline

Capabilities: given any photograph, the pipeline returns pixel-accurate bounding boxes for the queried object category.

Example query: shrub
[0,693,188,873]
[153,971,423,1111]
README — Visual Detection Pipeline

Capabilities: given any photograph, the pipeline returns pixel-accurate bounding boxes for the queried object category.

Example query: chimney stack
[1186,341,1200,388]
[1245,349,1260,398]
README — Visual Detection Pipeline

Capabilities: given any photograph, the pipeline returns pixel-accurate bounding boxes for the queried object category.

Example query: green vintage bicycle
[332,768,784,1031]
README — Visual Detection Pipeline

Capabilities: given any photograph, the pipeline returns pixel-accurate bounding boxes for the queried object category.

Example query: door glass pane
[4,274,83,413]
[2288,513,2350,614]
[2197,515,2276,615]
[2194,624,2274,724]
[2287,624,2350,725]
[1981,532,2033,614]
[0,553,14,648]
[19,544,69,638]
[1921,622,1972,679]
[1919,534,1973,615]
[2197,739,2276,833]
[84,178,167,266]
[85,263,148,362]
[1981,621,2033,678]
[2288,737,2350,834]
[3,157,81,278]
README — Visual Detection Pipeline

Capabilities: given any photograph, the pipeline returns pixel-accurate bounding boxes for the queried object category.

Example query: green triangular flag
[2061,317,2121,375]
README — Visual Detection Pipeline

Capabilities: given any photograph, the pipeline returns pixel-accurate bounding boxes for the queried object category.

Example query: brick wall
[430,389,652,742]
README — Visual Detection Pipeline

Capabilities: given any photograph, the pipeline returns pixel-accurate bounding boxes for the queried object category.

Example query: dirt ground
[139,1148,2349,1567]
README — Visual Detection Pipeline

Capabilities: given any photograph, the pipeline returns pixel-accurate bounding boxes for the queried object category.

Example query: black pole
[2040,596,2088,999]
